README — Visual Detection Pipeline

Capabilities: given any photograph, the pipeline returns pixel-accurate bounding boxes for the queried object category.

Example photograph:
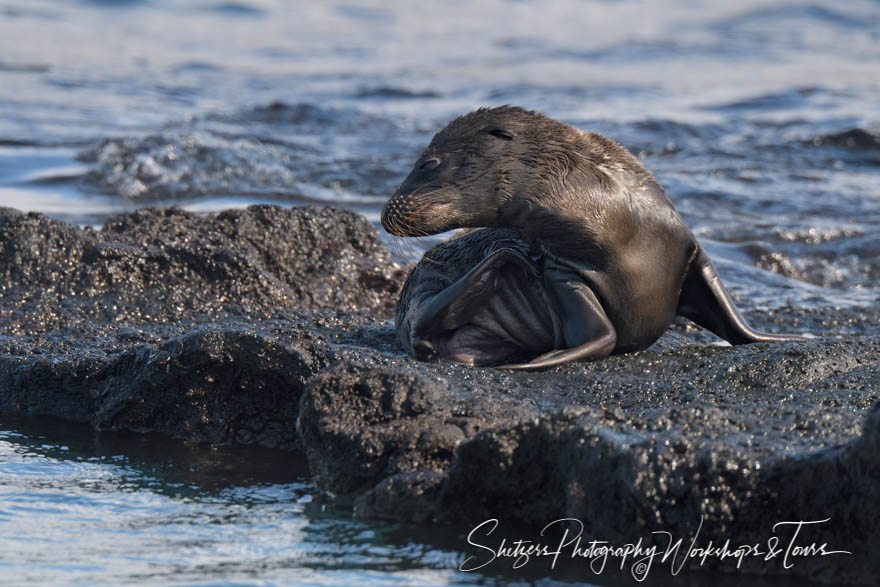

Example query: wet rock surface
[0,204,403,448]
[0,204,404,334]
[1,205,878,584]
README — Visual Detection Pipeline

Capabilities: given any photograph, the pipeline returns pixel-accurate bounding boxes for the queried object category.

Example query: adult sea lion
[381,106,806,370]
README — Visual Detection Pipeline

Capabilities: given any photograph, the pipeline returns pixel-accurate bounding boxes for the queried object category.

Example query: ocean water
[0,0,878,584]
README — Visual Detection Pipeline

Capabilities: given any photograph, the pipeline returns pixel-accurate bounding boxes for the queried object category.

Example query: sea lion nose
[381,195,409,236]
[380,200,395,233]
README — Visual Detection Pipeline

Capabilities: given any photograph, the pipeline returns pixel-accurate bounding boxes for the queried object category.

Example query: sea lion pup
[382,106,806,370]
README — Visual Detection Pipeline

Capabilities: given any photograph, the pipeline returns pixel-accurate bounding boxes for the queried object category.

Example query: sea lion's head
[382,105,580,237]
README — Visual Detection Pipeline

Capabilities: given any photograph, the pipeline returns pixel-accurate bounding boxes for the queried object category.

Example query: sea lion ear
[482,126,515,140]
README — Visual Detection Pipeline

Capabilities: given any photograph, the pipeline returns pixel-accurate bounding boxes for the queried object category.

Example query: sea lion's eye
[420,157,440,171]
[484,127,514,141]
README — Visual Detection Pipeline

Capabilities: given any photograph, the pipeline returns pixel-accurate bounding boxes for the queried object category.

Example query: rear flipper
[407,247,616,369]
[410,247,535,338]
[677,246,808,344]
[500,273,616,370]
[407,247,546,366]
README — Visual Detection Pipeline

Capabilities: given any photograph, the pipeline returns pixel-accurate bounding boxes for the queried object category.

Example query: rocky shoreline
[1,205,877,585]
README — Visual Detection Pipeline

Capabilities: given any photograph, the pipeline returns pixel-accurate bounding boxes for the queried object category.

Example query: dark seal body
[383,106,805,369]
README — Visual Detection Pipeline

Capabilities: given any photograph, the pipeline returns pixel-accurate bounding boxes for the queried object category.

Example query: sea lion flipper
[410,246,536,343]
[500,279,616,370]
[677,246,808,344]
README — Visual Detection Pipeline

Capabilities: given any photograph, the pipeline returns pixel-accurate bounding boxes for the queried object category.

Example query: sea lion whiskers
[387,233,426,263]
[381,188,427,236]
[394,188,456,235]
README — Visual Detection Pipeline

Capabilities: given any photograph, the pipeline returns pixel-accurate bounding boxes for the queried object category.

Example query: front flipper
[677,246,808,344]
[500,277,616,371]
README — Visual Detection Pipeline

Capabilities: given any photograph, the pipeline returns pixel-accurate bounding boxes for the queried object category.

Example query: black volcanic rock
[0,204,404,334]
[2,325,329,450]
[1,204,878,584]
[300,339,880,584]
[0,204,405,447]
